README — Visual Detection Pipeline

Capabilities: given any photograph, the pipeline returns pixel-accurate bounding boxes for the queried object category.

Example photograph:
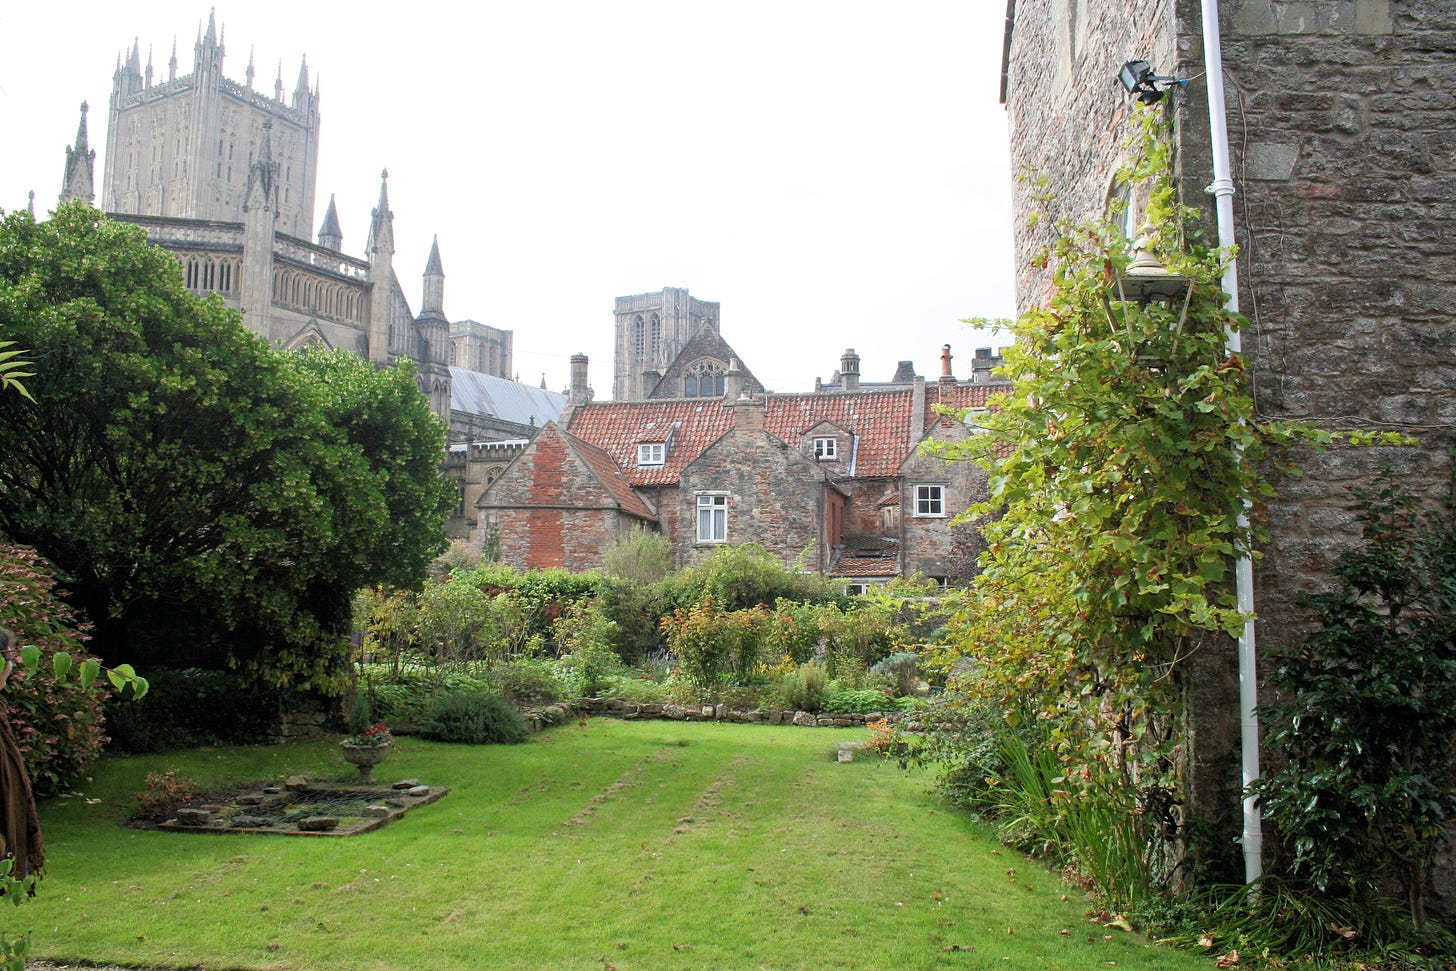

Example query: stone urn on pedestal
[340,723,392,784]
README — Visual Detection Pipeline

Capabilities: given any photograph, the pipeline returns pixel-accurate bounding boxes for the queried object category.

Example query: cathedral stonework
[101,13,319,239]
[61,11,534,433]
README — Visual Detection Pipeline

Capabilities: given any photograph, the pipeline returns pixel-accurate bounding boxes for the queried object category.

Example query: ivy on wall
[919,107,1406,905]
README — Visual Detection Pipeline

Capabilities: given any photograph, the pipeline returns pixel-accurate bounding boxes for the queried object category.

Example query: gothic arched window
[684,360,725,398]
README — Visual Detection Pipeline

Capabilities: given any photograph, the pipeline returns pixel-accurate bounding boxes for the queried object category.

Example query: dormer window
[637,443,666,467]
[813,437,837,460]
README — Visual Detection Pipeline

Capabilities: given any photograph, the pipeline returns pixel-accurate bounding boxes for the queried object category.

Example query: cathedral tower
[612,288,720,401]
[100,10,320,238]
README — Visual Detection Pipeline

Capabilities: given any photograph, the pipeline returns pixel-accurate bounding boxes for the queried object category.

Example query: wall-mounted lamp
[1118,220,1189,307]
[1118,60,1186,104]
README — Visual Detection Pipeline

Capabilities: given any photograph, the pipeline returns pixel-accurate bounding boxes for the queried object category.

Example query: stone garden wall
[523,696,901,734]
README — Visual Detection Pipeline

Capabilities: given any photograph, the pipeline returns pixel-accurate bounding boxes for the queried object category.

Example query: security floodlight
[1118,60,1184,105]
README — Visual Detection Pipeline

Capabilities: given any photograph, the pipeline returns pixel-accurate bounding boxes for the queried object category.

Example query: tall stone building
[612,287,765,402]
[101,13,320,239]
[450,319,513,378]
[1002,0,1455,888]
[58,11,528,433]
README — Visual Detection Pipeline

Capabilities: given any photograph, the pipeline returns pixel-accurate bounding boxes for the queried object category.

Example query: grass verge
[17,720,1210,970]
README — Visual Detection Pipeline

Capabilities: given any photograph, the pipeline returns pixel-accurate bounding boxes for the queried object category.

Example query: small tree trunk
[1410,858,1428,931]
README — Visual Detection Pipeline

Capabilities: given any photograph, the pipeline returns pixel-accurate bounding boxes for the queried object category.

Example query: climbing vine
[916,107,1401,906]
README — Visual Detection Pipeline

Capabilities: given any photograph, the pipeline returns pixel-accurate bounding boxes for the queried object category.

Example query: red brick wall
[482,426,644,572]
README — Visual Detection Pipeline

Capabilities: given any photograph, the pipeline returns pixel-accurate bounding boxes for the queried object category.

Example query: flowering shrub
[659,596,771,688]
[0,541,109,796]
[864,718,898,757]
[133,770,198,824]
[344,721,392,747]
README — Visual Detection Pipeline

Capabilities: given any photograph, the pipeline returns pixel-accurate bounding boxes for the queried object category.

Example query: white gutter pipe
[1199,0,1263,885]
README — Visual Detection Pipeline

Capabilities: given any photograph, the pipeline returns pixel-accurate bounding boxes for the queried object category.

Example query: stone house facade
[1002,0,1455,886]
[478,353,1002,584]
[478,424,655,572]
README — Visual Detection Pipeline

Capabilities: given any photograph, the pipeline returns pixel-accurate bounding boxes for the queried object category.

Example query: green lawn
[17,720,1212,970]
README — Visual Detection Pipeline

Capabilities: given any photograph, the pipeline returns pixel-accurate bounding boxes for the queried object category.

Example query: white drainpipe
[1199,0,1263,885]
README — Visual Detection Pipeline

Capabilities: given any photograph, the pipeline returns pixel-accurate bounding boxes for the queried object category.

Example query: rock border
[151,776,449,837]
[524,696,905,733]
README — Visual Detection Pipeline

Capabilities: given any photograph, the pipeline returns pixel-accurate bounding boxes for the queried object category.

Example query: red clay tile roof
[831,535,903,577]
[832,556,903,578]
[923,381,1001,433]
[564,382,1005,488]
[765,390,915,478]
[559,426,657,520]
[565,400,736,487]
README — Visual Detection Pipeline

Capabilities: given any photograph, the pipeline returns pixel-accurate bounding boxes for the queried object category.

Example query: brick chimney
[971,347,1003,385]
[569,353,590,406]
[910,375,926,443]
[939,344,957,390]
[560,352,590,426]
[731,393,764,440]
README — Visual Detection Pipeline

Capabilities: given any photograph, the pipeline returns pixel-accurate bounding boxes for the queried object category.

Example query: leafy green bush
[602,525,674,584]
[666,544,838,612]
[359,669,432,722]
[418,565,600,651]
[415,574,533,665]
[551,601,623,697]
[823,688,901,714]
[762,599,904,676]
[0,541,109,795]
[356,667,492,723]
[771,663,829,712]
[419,690,528,744]
[557,642,623,698]
[1256,471,1456,930]
[594,577,672,664]
[490,657,568,705]
[431,539,485,577]
[659,596,771,688]
[898,688,1007,811]
[869,651,921,696]
[767,601,823,666]
[820,601,901,672]
[352,584,420,666]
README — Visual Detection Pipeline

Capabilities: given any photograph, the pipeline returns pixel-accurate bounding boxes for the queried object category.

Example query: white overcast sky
[0,2,1015,394]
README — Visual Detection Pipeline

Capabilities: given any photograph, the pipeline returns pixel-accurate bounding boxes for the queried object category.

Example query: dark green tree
[0,203,452,690]
[1256,470,1456,931]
